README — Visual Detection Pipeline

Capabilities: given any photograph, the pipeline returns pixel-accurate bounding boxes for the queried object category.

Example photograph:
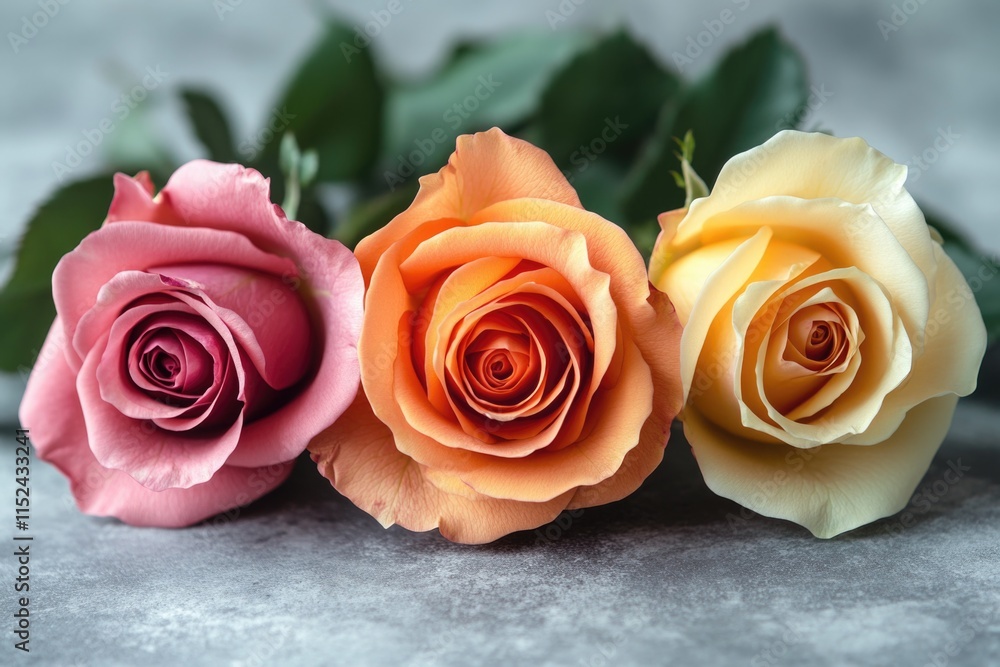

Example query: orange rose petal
[470,199,651,311]
[463,325,537,405]
[458,312,547,414]
[425,264,586,420]
[355,128,582,280]
[437,336,655,503]
[384,332,639,502]
[416,256,523,416]
[361,218,465,425]
[308,393,573,545]
[384,223,627,464]
[403,222,617,407]
[403,219,620,414]
[395,313,570,459]
[448,293,590,416]
[446,305,576,427]
[568,288,683,509]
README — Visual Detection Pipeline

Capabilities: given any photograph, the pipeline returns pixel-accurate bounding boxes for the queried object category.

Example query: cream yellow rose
[649,130,986,537]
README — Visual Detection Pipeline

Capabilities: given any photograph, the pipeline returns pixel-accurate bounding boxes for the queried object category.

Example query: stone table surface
[1,393,998,667]
[2,0,999,422]
[1,1,999,665]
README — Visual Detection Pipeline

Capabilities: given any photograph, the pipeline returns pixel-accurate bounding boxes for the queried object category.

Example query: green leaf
[622,27,809,223]
[333,183,419,251]
[103,101,176,178]
[536,31,680,169]
[180,88,238,163]
[0,175,114,372]
[567,160,628,228]
[295,186,333,238]
[379,31,590,187]
[260,21,384,183]
[670,131,709,208]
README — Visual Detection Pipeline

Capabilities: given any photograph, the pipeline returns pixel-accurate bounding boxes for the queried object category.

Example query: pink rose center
[133,327,217,398]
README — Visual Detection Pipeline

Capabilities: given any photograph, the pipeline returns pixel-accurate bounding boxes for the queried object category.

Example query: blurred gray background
[1,0,998,419]
[0,3,998,666]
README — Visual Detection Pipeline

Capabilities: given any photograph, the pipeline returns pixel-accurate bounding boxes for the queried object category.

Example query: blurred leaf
[0,175,114,372]
[299,150,320,186]
[181,88,237,163]
[567,160,628,226]
[261,21,384,183]
[103,101,176,177]
[333,183,418,250]
[536,31,680,168]
[622,27,809,222]
[565,160,659,262]
[295,186,333,237]
[379,32,590,186]
[279,132,302,176]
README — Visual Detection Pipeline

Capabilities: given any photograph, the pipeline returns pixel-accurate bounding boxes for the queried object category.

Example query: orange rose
[309,128,682,543]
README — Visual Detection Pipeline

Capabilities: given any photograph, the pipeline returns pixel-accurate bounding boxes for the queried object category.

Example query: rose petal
[765,290,863,420]
[440,302,582,444]
[151,263,312,391]
[416,259,591,427]
[458,313,544,412]
[673,131,937,279]
[106,171,181,225]
[671,227,774,402]
[398,335,655,503]
[224,221,364,468]
[568,288,683,509]
[367,221,621,466]
[100,162,364,466]
[82,335,245,491]
[100,305,230,422]
[684,394,960,538]
[690,197,931,354]
[842,242,987,445]
[55,222,297,369]
[678,233,829,441]
[19,327,292,526]
[470,199,653,311]
[733,268,913,447]
[355,128,583,281]
[308,393,574,544]
[83,272,265,432]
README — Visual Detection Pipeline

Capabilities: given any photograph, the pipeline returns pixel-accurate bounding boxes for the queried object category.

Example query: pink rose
[18,161,364,527]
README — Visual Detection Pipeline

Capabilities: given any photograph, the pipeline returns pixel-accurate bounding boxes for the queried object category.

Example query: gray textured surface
[2,2,1000,665]
[1,0,999,420]
[1,397,998,666]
